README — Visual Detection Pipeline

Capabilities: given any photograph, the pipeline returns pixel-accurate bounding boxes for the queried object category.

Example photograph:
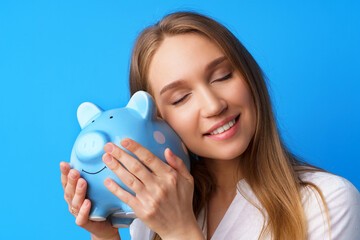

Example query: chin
[226,136,253,156]
[186,134,254,161]
[197,143,250,161]
[219,148,247,160]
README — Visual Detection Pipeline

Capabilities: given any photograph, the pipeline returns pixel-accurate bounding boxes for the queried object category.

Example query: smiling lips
[204,114,240,140]
[82,166,107,175]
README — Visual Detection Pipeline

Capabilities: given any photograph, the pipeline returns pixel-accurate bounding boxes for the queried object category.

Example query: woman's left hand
[102,138,203,240]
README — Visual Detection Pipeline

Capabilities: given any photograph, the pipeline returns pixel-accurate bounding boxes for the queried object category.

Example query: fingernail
[84,199,90,207]
[104,154,112,163]
[168,148,174,158]
[104,144,113,153]
[70,171,77,180]
[60,162,65,171]
[121,139,129,148]
[77,180,85,188]
[104,178,111,187]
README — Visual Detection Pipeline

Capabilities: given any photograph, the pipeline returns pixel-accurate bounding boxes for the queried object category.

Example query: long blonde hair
[128,11,330,240]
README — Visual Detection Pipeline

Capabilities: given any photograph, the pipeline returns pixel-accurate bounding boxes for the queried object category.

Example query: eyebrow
[159,56,227,96]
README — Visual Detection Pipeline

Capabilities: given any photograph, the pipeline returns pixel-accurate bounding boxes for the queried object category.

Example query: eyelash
[172,93,191,105]
[215,72,232,82]
[171,72,233,105]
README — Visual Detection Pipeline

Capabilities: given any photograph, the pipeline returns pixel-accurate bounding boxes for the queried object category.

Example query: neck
[202,156,242,192]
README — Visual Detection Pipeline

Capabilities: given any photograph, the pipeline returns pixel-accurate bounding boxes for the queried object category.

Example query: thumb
[165,148,192,181]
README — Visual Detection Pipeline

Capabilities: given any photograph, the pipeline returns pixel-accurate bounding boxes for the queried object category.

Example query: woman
[60,12,360,240]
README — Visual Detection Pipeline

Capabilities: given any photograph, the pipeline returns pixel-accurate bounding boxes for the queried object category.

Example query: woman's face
[148,33,256,161]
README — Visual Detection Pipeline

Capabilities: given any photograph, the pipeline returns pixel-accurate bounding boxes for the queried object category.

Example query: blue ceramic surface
[70,91,190,227]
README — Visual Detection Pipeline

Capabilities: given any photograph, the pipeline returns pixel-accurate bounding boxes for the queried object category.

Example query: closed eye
[213,72,233,83]
[171,93,191,105]
[170,72,232,105]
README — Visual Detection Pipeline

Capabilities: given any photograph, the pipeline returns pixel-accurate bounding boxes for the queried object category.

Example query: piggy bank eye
[92,120,95,123]
[110,116,113,119]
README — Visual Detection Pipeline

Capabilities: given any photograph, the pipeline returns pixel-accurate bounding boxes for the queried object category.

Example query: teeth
[210,118,236,135]
[229,120,234,127]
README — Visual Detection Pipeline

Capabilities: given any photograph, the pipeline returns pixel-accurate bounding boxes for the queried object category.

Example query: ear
[77,102,104,129]
[126,91,157,120]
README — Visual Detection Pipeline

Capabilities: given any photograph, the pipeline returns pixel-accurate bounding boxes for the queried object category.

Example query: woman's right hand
[60,161,121,240]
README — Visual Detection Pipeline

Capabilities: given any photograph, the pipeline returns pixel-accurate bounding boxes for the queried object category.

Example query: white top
[129,171,360,240]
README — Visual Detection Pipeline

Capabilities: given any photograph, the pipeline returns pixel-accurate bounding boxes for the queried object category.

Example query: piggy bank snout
[75,131,110,161]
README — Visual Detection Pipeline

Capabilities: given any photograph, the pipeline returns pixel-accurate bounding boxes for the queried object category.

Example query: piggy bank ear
[77,102,104,129]
[126,91,157,120]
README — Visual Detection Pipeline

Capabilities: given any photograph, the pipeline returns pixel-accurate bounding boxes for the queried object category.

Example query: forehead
[147,33,225,93]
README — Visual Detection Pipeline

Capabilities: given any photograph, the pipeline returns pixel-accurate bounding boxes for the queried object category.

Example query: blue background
[0,1,359,239]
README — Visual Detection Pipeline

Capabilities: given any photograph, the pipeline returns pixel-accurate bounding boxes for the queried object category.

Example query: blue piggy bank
[70,91,190,228]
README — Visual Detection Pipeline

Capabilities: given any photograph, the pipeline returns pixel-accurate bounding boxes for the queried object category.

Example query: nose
[75,131,110,161]
[198,87,227,118]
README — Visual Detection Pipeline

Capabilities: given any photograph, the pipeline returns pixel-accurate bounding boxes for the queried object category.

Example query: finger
[69,205,79,217]
[71,178,87,211]
[104,143,155,183]
[64,169,80,204]
[165,148,193,181]
[60,162,70,190]
[104,178,141,212]
[75,199,91,227]
[102,153,145,193]
[120,138,172,176]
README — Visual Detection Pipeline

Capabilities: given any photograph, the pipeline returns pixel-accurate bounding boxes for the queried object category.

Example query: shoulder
[298,171,360,240]
[300,170,357,190]
[299,171,360,211]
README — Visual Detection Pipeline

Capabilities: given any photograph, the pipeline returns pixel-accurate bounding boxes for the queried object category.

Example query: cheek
[231,79,256,114]
[231,79,251,103]
[242,93,257,138]
[230,80,257,133]
[160,108,196,141]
